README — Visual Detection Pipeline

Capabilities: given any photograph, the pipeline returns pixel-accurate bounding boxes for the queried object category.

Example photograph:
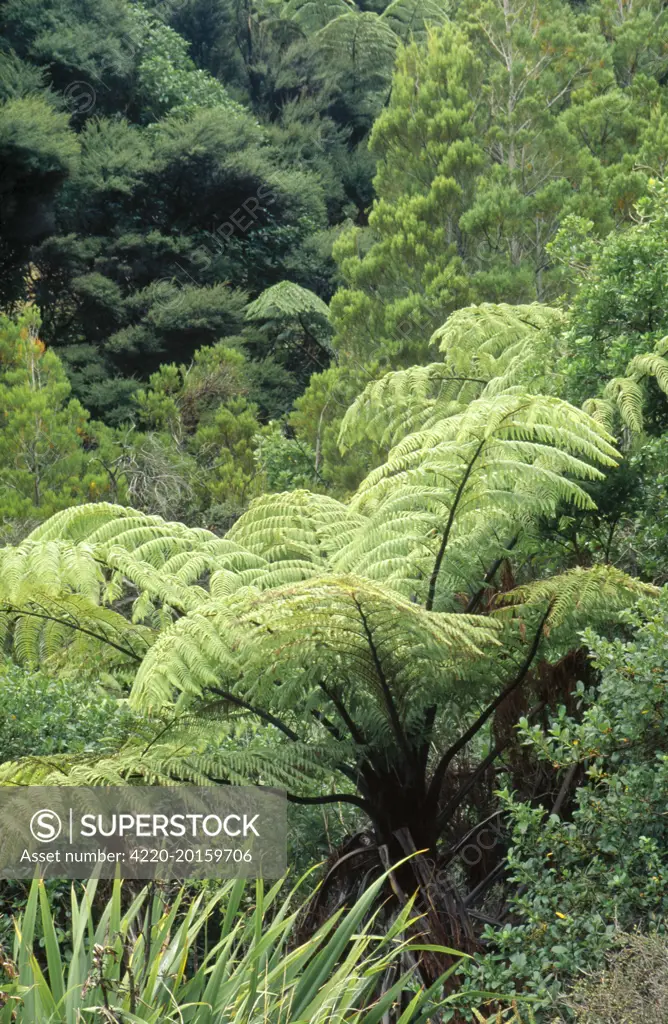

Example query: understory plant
[0,868,479,1024]
[460,593,668,1012]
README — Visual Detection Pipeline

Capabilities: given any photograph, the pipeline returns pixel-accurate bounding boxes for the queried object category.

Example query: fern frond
[380,0,450,41]
[339,363,468,452]
[226,490,362,564]
[582,396,616,430]
[311,11,398,79]
[495,566,658,633]
[244,280,330,321]
[282,0,353,33]
[432,302,564,358]
[129,575,499,759]
[603,376,645,431]
[340,304,565,456]
[627,350,668,396]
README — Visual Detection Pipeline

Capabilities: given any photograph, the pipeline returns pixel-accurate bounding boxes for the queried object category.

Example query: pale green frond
[339,363,467,452]
[25,502,149,544]
[104,545,208,615]
[227,490,362,565]
[603,376,645,431]
[0,591,154,666]
[432,302,564,359]
[496,566,658,633]
[627,350,668,396]
[129,575,499,755]
[0,541,102,605]
[582,396,616,430]
[244,280,330,322]
[25,502,217,557]
[351,393,618,514]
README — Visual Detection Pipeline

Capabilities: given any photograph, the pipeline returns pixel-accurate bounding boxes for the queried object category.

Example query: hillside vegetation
[3,2,668,1021]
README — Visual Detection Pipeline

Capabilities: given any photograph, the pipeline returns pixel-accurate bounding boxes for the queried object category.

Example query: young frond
[581,396,616,431]
[0,541,102,605]
[25,502,150,544]
[627,350,668,396]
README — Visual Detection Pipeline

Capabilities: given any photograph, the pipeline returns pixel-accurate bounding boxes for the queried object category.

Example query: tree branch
[464,535,520,613]
[435,701,546,837]
[354,598,414,769]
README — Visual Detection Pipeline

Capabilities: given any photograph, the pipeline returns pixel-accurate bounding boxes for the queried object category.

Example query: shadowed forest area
[3,0,668,1020]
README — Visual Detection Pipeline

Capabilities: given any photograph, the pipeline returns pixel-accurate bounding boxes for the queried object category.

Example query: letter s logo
[30,809,62,843]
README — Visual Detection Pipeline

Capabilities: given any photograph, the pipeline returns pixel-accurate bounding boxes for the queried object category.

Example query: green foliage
[0,658,131,761]
[245,280,334,393]
[254,422,321,492]
[0,871,468,1023]
[0,310,114,533]
[0,93,78,292]
[0,0,138,100]
[462,592,668,1009]
[133,343,266,524]
[0,375,651,960]
[557,183,668,427]
[316,0,668,477]
[128,3,245,120]
[0,0,340,424]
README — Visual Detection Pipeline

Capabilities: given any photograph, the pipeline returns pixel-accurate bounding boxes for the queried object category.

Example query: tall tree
[0,310,112,534]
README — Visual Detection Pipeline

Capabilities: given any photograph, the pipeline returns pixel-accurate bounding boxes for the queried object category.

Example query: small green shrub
[0,659,132,761]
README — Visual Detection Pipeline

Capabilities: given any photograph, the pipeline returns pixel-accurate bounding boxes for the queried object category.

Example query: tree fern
[581,336,668,433]
[311,12,399,91]
[340,303,565,453]
[245,281,331,322]
[282,0,355,33]
[0,311,656,964]
[380,0,450,42]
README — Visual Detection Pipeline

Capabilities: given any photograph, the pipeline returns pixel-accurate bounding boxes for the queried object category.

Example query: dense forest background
[5,1,668,1021]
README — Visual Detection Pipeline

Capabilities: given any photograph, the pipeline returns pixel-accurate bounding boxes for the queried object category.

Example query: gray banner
[0,786,286,879]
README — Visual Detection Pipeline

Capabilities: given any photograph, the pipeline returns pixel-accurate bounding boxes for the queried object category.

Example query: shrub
[0,659,132,762]
[566,933,668,1023]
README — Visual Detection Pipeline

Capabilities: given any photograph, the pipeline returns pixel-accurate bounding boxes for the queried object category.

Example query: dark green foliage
[556,187,668,419]
[0,2,342,423]
[463,593,668,1009]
